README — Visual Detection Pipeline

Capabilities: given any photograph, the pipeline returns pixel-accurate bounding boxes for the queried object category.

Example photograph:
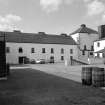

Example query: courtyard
[0,64,105,105]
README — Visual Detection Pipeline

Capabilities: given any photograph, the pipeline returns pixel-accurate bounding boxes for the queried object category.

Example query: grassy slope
[0,68,105,105]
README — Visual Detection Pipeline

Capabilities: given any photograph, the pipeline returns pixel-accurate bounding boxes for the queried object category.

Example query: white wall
[71,33,79,44]
[6,42,78,64]
[94,39,105,52]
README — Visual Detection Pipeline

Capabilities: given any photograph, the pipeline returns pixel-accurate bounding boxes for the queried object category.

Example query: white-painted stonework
[6,42,78,64]
[94,39,105,52]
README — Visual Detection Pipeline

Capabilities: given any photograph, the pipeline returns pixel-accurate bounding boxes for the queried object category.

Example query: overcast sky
[0,0,105,34]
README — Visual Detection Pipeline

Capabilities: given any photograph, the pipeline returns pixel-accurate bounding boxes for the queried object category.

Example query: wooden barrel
[81,67,92,86]
[92,67,104,87]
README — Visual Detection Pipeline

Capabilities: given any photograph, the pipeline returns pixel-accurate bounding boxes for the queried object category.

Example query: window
[42,48,45,53]
[84,45,87,50]
[51,48,54,53]
[19,47,23,53]
[70,49,73,54]
[82,50,85,55]
[6,47,10,53]
[61,48,64,54]
[97,42,100,47]
[70,56,73,60]
[61,56,64,61]
[31,48,35,53]
[91,46,94,51]
[90,52,93,55]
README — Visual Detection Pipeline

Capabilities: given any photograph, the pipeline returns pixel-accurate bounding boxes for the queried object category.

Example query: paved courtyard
[0,64,105,105]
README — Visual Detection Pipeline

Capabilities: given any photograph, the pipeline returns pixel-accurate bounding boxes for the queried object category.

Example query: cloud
[40,0,75,13]
[86,0,105,16]
[83,0,93,3]
[102,13,105,22]
[0,14,21,24]
[0,14,22,31]
[40,0,62,13]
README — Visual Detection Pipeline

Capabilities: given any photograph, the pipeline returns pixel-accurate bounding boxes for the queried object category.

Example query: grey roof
[94,37,105,42]
[0,31,77,45]
[70,24,98,35]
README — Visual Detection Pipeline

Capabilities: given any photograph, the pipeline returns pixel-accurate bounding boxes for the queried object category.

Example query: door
[50,56,54,63]
[19,57,25,64]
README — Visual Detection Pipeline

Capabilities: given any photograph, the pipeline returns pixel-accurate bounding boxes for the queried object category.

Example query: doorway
[18,56,26,64]
[50,56,54,63]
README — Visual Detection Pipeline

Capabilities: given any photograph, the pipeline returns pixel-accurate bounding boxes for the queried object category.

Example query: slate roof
[94,37,105,42]
[70,24,98,35]
[0,31,77,45]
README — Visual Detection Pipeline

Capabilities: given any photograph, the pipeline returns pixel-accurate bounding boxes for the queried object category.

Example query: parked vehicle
[30,59,36,64]
[49,59,54,63]
[36,59,45,64]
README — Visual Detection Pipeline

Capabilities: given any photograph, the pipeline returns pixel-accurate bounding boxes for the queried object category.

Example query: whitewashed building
[70,24,99,63]
[94,25,105,58]
[0,31,78,64]
[94,38,105,58]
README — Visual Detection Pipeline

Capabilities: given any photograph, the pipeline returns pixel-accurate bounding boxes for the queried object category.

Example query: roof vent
[61,33,68,37]
[38,32,46,35]
[81,24,86,28]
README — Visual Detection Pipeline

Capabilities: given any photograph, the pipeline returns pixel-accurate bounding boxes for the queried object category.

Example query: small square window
[70,49,73,54]
[90,52,93,55]
[97,42,100,47]
[61,56,64,61]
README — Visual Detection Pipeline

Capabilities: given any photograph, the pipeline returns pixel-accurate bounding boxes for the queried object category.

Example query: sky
[0,0,105,34]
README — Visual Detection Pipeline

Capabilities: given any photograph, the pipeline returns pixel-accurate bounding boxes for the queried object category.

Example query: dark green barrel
[81,67,92,86]
[92,67,104,87]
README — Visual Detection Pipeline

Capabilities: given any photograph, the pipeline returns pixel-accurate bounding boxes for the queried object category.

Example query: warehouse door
[19,57,26,64]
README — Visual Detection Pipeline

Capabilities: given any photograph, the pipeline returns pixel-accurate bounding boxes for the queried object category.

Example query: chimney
[38,32,46,35]
[61,33,68,37]
[98,25,105,39]
[13,30,21,33]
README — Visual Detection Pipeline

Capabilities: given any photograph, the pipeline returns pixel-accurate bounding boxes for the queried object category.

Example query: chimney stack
[98,25,105,39]
[38,32,46,35]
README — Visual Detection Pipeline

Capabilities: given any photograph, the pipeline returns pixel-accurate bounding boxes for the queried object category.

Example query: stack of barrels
[82,66,105,87]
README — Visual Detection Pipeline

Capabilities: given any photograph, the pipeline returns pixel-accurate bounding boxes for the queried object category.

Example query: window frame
[51,48,54,54]
[61,56,64,61]
[70,49,73,54]
[18,47,23,53]
[31,48,35,53]
[61,48,64,54]
[42,48,46,53]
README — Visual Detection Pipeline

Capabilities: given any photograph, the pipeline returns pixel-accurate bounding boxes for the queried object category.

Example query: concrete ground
[1,65,105,105]
[18,63,105,83]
